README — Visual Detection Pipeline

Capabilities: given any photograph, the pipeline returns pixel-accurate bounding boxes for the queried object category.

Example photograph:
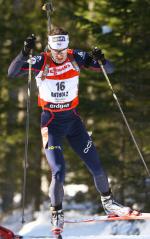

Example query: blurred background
[0,0,150,220]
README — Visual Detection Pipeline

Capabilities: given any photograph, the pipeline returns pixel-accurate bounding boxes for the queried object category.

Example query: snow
[1,206,150,239]
[1,200,150,239]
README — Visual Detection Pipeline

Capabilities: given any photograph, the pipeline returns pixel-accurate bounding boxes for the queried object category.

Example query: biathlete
[8,27,136,235]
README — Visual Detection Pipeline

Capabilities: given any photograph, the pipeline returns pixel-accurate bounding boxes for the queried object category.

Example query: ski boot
[101,194,132,217]
[50,206,64,238]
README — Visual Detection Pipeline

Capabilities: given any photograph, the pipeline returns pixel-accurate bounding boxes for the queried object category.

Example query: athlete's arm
[73,49,114,74]
[8,51,44,78]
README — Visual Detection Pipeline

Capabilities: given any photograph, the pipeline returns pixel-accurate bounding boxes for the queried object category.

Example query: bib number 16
[56,82,65,91]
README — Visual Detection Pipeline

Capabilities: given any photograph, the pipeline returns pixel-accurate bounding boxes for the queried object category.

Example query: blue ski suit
[8,49,114,207]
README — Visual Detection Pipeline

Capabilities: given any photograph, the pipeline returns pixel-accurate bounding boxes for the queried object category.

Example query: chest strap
[67,53,80,72]
[41,52,51,80]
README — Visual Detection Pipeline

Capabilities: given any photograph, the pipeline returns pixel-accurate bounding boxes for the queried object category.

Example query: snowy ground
[1,206,150,239]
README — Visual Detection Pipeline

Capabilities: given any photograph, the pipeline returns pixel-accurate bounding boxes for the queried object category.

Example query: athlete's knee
[88,163,106,178]
[51,166,65,183]
[93,170,108,179]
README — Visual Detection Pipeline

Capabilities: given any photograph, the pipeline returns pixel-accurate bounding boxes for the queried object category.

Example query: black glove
[22,34,36,56]
[92,47,106,65]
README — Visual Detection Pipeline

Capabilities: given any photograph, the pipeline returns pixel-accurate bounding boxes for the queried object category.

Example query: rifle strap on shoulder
[41,52,51,81]
[67,53,80,72]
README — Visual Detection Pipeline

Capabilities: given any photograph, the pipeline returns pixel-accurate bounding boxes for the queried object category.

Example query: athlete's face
[50,48,68,64]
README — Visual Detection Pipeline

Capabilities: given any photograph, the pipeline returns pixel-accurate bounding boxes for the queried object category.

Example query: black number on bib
[56,82,65,91]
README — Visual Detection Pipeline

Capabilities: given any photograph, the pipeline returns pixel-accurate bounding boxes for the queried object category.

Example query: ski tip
[129,210,141,216]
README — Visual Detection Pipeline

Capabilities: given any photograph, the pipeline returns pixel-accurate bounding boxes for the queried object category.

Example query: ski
[1,213,150,239]
[64,212,150,223]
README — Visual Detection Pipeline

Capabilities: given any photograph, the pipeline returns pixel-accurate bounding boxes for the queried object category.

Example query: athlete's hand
[92,47,106,65]
[22,34,36,56]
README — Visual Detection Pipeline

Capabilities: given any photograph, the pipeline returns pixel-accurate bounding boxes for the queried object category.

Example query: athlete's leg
[41,110,65,207]
[67,116,110,195]
[44,135,65,207]
[67,115,133,216]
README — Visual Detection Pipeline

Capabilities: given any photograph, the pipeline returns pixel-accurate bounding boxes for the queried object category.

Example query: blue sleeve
[8,51,44,78]
[73,49,114,74]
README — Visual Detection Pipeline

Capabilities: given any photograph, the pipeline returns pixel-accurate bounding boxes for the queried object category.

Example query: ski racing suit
[8,49,114,208]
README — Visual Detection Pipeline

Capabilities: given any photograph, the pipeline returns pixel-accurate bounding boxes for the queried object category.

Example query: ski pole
[98,60,150,177]
[21,49,33,224]
[42,1,54,34]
